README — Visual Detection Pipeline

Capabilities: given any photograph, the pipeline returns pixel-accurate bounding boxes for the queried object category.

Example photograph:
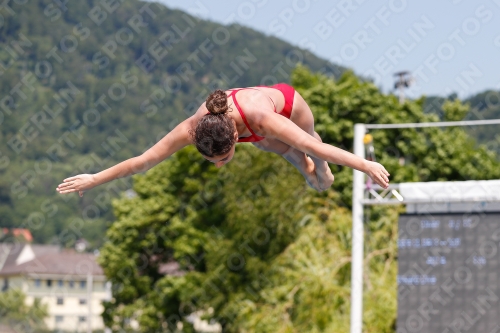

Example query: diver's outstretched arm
[254,112,390,188]
[56,118,194,196]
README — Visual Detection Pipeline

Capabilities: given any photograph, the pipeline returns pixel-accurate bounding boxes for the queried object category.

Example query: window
[55,316,64,323]
[34,279,41,287]
[2,278,8,291]
[78,316,86,322]
[79,298,87,305]
[46,279,52,287]
[80,280,86,289]
[56,297,64,305]
[68,280,74,288]
[57,280,64,287]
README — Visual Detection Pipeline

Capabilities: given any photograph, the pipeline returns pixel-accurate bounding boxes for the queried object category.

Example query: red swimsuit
[227,83,296,143]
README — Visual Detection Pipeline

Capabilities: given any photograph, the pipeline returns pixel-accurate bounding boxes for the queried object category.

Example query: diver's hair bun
[206,89,228,115]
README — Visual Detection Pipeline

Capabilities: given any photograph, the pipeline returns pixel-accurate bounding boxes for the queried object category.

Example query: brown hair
[192,90,237,157]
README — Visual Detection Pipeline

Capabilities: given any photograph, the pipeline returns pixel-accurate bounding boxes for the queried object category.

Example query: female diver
[56,83,390,196]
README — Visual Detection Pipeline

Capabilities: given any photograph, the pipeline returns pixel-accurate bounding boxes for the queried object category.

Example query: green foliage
[99,145,312,331]
[99,66,500,333]
[442,100,469,121]
[424,91,500,156]
[0,288,49,331]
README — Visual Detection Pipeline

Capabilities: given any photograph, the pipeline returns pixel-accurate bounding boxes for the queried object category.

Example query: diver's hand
[56,174,96,197]
[365,161,390,188]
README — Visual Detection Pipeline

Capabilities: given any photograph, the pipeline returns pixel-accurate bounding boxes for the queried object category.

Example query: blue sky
[148,0,500,99]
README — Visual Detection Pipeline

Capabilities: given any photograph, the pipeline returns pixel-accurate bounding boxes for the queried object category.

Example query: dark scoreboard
[397,213,500,333]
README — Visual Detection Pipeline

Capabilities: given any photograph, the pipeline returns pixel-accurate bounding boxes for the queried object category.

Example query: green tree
[424,90,500,156]
[99,66,500,333]
[0,289,48,331]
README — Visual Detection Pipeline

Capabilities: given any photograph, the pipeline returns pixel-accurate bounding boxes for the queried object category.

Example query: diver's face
[202,143,236,168]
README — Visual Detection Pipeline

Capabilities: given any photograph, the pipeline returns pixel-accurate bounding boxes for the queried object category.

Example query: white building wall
[6,275,108,332]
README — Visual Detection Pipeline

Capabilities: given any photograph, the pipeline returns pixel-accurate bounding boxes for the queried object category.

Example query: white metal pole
[87,273,92,333]
[398,78,404,104]
[351,123,366,333]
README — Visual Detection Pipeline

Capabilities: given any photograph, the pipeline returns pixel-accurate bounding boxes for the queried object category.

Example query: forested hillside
[0,0,343,246]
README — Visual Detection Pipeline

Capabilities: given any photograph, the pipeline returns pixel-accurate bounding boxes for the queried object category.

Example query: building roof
[1,244,181,278]
[1,228,33,242]
[0,243,16,270]
[0,324,18,333]
[0,243,60,271]
[30,244,61,259]
[0,252,104,277]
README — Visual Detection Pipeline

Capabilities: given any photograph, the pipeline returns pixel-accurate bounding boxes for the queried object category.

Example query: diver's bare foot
[303,156,322,191]
[317,161,334,190]
[304,158,334,192]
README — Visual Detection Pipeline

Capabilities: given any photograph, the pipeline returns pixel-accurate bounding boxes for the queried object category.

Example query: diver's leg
[288,91,334,190]
[253,138,322,191]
